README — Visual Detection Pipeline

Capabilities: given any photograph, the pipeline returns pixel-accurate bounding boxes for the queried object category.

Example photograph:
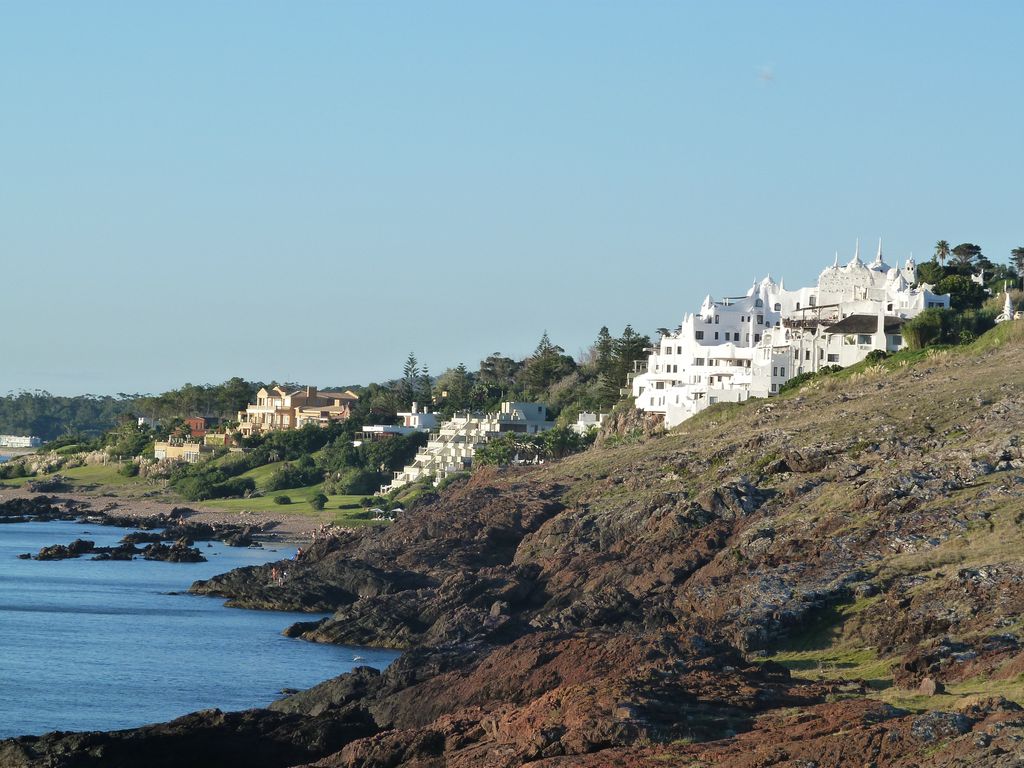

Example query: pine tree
[1010,247,1024,279]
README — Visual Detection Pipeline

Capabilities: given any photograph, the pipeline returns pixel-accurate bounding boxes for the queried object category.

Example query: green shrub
[310,492,328,511]
[273,495,291,505]
[118,462,140,477]
[265,455,322,492]
[323,467,381,495]
[436,471,471,492]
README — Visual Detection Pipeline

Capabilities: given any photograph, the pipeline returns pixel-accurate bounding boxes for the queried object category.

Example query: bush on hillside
[118,462,139,478]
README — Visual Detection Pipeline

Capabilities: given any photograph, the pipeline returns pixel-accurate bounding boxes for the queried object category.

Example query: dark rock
[143,539,207,563]
[35,538,95,560]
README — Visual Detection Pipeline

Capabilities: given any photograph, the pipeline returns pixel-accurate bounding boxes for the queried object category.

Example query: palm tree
[934,240,951,266]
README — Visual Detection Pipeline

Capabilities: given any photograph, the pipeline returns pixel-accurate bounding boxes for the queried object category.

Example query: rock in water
[34,539,95,560]
[143,539,207,563]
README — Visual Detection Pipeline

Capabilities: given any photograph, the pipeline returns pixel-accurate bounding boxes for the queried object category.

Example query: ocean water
[0,520,398,738]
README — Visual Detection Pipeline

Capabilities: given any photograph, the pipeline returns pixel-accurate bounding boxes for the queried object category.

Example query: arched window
[755,298,763,307]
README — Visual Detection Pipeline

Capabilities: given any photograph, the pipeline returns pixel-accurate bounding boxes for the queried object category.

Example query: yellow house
[236,386,359,437]
[153,439,211,463]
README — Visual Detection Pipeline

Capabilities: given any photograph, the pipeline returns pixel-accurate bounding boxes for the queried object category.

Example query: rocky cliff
[6,322,1024,767]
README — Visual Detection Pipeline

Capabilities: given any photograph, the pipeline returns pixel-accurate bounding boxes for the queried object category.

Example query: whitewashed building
[0,435,42,448]
[382,402,553,493]
[571,411,607,435]
[356,403,440,442]
[633,241,950,427]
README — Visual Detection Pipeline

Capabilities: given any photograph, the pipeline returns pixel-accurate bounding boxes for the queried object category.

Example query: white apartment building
[382,402,553,493]
[0,435,42,448]
[633,241,950,427]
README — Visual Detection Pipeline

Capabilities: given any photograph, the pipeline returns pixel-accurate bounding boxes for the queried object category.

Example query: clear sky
[2,2,1021,396]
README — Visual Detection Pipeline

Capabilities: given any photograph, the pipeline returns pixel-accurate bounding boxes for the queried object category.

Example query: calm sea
[0,520,398,738]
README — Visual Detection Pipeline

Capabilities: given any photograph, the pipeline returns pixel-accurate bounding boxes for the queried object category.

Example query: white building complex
[382,402,553,493]
[633,241,951,427]
[0,435,42,449]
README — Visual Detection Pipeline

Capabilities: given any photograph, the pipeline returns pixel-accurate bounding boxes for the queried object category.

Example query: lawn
[1,463,153,493]
[198,487,387,526]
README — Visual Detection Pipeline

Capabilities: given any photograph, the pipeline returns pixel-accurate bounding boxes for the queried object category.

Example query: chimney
[874,308,888,351]
[412,401,419,414]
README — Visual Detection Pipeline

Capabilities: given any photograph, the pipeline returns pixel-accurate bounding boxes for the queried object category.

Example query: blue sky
[2,2,1021,395]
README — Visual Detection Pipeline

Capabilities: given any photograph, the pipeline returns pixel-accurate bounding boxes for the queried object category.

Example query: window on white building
[805,350,810,360]
[714,315,720,324]
[694,358,705,366]
[754,334,761,343]
[857,334,871,345]
[891,334,902,345]
[665,346,672,354]
[745,333,750,342]
[780,367,786,376]
[755,298,763,307]
[677,346,682,354]
[809,296,816,307]
[827,353,839,362]
[714,332,719,340]
[774,303,781,311]
[772,366,778,376]
[655,381,665,389]
[695,331,704,340]
[733,332,740,341]
[757,314,763,324]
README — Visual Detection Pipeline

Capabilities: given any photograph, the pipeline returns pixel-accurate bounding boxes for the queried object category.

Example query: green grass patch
[878,673,1024,713]
[60,463,145,488]
[761,596,895,689]
[969,317,1024,355]
[198,486,382,524]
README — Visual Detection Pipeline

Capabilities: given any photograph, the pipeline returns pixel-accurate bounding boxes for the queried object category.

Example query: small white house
[571,412,606,435]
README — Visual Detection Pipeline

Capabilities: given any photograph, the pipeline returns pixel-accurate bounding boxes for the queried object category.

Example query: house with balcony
[236,386,359,437]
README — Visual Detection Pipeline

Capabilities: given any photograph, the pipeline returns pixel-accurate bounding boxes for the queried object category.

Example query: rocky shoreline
[4,333,1024,766]
[1,495,278,562]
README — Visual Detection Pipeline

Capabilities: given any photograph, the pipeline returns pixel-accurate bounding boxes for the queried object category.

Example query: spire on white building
[997,282,1015,323]
[848,238,863,267]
